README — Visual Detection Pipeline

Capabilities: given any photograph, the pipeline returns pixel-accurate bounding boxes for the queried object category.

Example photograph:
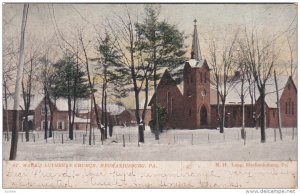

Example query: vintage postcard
[2,3,298,190]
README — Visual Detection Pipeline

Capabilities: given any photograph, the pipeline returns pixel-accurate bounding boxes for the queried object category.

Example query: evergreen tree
[49,53,89,140]
[135,5,186,140]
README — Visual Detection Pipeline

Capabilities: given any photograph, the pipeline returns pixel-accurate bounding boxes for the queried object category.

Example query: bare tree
[240,27,279,143]
[3,41,17,140]
[208,31,239,133]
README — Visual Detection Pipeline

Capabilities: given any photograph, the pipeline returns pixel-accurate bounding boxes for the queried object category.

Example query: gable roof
[212,75,292,108]
[5,94,44,111]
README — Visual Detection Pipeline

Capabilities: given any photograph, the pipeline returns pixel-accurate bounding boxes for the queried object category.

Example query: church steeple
[191,19,202,60]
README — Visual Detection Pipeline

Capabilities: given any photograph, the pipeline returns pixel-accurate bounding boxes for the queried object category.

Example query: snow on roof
[265,75,290,108]
[5,94,44,110]
[211,75,290,108]
[54,98,69,111]
[106,103,125,115]
[74,116,90,123]
[186,59,206,68]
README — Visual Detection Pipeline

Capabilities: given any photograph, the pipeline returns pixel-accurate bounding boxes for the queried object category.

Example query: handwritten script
[3,161,297,188]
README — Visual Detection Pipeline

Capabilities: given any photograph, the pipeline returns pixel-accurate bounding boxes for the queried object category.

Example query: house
[3,94,104,132]
[149,20,297,129]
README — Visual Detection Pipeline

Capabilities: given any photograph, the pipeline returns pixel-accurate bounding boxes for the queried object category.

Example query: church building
[149,19,297,129]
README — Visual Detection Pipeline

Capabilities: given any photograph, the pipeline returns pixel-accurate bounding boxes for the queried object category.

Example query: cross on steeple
[191,19,202,60]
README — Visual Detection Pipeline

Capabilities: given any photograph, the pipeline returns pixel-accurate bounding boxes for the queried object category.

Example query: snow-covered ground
[2,126,297,161]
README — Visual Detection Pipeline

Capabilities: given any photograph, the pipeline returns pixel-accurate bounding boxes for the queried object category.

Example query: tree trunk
[274,70,283,140]
[220,100,226,133]
[104,89,108,139]
[260,91,266,143]
[70,56,78,138]
[104,63,108,139]
[4,79,10,140]
[240,74,245,138]
[89,94,93,145]
[22,80,30,141]
[153,44,159,140]
[44,89,48,140]
[47,95,54,138]
[10,4,29,160]
[68,94,73,140]
[101,80,105,139]
[216,80,221,129]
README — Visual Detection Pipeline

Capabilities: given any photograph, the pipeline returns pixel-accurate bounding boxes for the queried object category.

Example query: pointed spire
[191,19,202,60]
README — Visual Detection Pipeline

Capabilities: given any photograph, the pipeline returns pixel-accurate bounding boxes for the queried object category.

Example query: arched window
[187,90,192,97]
[166,91,170,113]
[171,98,174,114]
[288,98,292,114]
[200,72,202,83]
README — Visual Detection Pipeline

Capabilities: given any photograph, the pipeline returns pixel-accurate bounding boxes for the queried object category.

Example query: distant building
[149,20,297,129]
[3,95,104,132]
[111,98,152,126]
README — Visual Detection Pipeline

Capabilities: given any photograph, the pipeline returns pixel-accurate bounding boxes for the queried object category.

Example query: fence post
[21,133,23,142]
[244,131,246,146]
[46,137,47,143]
[83,135,85,145]
[62,134,64,144]
[123,134,125,147]
[238,130,240,140]
[93,134,95,145]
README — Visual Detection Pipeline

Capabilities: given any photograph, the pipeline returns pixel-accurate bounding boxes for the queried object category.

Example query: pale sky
[3,3,297,62]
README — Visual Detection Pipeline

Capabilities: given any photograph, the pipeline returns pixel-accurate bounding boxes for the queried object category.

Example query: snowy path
[2,127,297,161]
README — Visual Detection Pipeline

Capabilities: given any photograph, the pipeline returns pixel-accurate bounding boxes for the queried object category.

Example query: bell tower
[183,19,211,129]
